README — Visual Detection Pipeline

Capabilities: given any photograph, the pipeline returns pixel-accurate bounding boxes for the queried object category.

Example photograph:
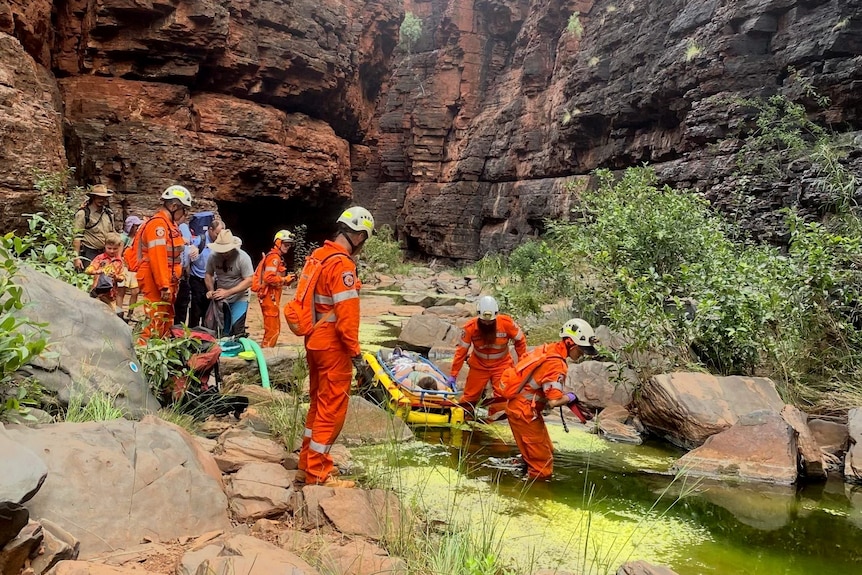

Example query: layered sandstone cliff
[0,0,401,252]
[354,0,862,259]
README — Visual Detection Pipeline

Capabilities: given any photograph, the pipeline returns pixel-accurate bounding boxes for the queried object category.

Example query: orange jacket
[258,248,295,299]
[304,241,362,356]
[504,341,568,419]
[450,314,527,376]
[139,209,184,290]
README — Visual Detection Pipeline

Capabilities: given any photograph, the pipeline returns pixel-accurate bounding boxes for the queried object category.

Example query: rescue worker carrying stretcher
[501,318,598,481]
[137,185,192,342]
[296,206,375,489]
[449,295,527,420]
[256,230,297,347]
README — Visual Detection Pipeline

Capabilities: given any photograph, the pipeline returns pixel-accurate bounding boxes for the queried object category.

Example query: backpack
[283,252,347,336]
[250,253,268,295]
[497,345,566,400]
[77,204,114,231]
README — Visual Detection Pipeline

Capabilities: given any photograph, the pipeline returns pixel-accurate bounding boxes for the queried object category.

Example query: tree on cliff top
[399,12,422,54]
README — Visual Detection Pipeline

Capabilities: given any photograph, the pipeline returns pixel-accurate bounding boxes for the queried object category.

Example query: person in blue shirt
[188,219,223,328]
[173,221,193,324]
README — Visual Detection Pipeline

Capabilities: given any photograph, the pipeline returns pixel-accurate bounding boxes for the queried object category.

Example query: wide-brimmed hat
[87,184,114,198]
[208,229,242,253]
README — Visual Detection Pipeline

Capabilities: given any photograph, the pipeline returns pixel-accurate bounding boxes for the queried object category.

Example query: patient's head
[416,376,438,391]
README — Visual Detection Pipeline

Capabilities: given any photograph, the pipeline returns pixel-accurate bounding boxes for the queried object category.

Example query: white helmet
[161,185,192,207]
[274,229,295,243]
[476,295,499,321]
[337,206,375,237]
[560,318,598,353]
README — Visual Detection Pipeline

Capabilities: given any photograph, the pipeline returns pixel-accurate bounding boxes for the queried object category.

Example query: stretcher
[358,350,466,426]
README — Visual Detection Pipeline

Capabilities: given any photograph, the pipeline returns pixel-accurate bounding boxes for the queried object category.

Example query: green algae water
[353,422,862,575]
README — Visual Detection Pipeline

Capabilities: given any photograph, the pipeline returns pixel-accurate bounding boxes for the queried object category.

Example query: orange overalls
[503,341,568,480]
[298,241,361,485]
[258,247,295,348]
[136,209,184,342]
[451,314,527,419]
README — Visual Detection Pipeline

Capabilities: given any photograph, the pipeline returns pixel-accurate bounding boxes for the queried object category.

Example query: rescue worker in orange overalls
[449,295,527,420]
[137,185,192,342]
[502,318,597,480]
[296,206,375,489]
[258,230,297,347]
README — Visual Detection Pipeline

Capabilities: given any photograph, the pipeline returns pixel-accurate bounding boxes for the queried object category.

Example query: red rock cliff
[354,0,862,260]
[0,0,401,252]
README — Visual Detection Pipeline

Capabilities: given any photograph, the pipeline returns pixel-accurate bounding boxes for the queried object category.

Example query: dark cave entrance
[215,196,346,268]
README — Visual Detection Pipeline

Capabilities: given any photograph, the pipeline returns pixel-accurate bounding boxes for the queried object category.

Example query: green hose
[239,337,270,389]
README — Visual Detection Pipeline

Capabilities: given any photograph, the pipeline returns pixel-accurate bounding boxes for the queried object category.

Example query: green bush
[359,225,411,276]
[400,12,422,54]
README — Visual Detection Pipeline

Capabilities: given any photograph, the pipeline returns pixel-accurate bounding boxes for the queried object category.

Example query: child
[85,232,126,318]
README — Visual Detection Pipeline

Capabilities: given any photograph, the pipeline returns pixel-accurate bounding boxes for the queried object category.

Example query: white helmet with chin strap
[337,206,375,237]
[476,295,499,321]
[560,318,598,353]
[161,185,192,207]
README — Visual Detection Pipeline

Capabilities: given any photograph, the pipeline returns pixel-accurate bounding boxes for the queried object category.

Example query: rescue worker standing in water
[449,295,527,419]
[257,230,296,347]
[137,185,192,342]
[296,207,375,489]
[501,318,597,480]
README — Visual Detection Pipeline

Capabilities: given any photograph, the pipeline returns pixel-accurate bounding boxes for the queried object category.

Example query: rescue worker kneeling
[500,318,598,481]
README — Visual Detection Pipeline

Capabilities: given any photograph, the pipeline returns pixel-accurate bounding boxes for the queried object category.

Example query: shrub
[359,225,411,276]
[400,12,422,54]
[64,391,125,422]
[567,13,583,38]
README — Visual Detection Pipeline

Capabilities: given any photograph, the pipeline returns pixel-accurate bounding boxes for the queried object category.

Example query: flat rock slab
[0,423,48,504]
[47,561,161,574]
[317,488,404,540]
[338,396,413,446]
[227,463,296,521]
[5,420,230,557]
[808,418,848,454]
[672,410,797,485]
[566,361,637,408]
[216,534,318,574]
[636,372,785,448]
[313,539,407,575]
[213,428,287,472]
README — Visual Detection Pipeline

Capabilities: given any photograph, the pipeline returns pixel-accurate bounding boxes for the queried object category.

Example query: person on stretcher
[388,348,453,392]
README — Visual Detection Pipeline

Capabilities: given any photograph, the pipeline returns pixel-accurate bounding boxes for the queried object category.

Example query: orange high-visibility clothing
[451,314,527,409]
[299,241,361,484]
[504,341,568,479]
[136,209,184,342]
[258,248,295,348]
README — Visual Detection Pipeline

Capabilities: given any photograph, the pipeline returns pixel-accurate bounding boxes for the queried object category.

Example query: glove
[351,355,366,372]
[565,392,578,406]
[446,375,457,388]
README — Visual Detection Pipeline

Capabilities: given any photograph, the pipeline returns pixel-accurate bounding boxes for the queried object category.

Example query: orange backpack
[250,253,268,294]
[497,345,565,400]
[283,252,347,336]
[123,217,157,272]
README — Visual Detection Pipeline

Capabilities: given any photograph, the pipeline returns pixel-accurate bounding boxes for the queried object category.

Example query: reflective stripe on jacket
[451,314,527,375]
[304,241,362,355]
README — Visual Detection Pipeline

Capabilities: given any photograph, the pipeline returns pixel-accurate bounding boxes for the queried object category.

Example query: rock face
[0,31,66,231]
[14,266,159,416]
[4,419,231,557]
[636,372,786,449]
[0,423,47,504]
[0,0,402,257]
[354,0,862,259]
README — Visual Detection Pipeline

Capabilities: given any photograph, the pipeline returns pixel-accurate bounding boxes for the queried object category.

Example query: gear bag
[283,252,345,336]
[497,344,566,400]
[250,253,267,295]
[122,216,159,272]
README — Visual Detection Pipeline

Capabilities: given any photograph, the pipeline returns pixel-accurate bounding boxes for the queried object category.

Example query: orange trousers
[462,363,511,420]
[259,291,281,348]
[507,407,554,480]
[137,268,176,343]
[299,348,352,484]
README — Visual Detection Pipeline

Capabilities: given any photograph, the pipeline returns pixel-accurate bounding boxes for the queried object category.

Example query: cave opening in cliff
[215,197,345,267]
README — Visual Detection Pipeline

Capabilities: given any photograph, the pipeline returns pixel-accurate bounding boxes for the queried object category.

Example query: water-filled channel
[353,422,862,574]
[354,291,862,574]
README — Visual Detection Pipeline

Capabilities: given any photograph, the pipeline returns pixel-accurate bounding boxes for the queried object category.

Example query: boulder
[780,405,826,480]
[808,418,848,454]
[616,560,680,575]
[593,404,643,445]
[196,556,316,575]
[566,361,638,409]
[398,315,459,351]
[177,544,223,575]
[31,519,80,575]
[4,420,230,557]
[844,408,862,484]
[338,396,413,446]
[213,428,288,473]
[14,267,158,417]
[636,372,785,448]
[0,520,42,574]
[317,488,404,540]
[313,539,407,575]
[0,423,47,504]
[0,502,28,549]
[672,410,797,485]
[227,463,296,521]
[213,534,318,574]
